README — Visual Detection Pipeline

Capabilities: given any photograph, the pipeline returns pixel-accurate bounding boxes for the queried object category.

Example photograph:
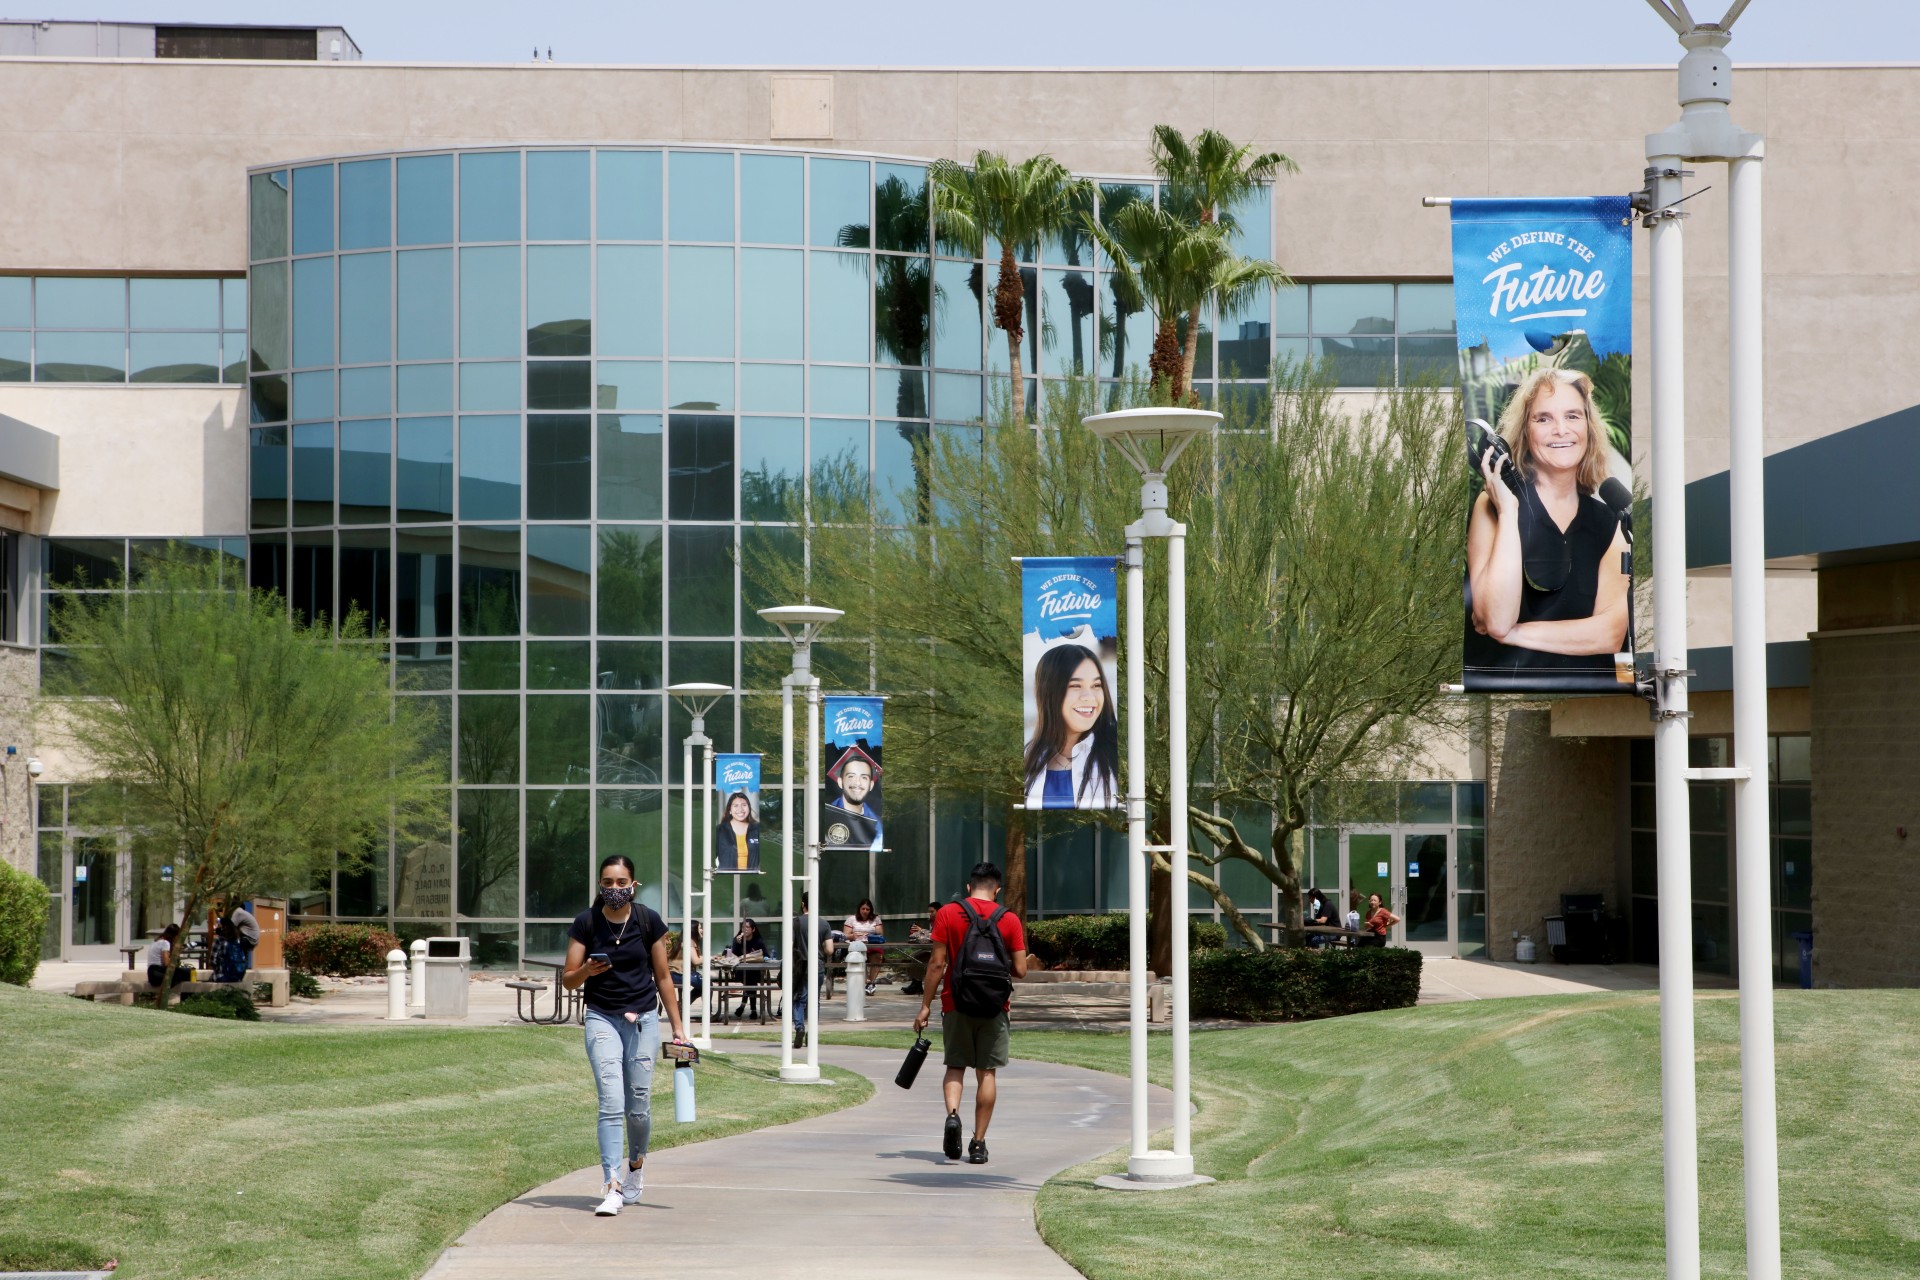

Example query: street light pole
[1642,4,1776,1277]
[1084,406,1219,1189]
[667,683,729,1053]
[757,605,843,1084]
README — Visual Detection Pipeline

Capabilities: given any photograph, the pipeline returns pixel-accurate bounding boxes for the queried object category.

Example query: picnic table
[513,954,583,1025]
[1260,922,1376,948]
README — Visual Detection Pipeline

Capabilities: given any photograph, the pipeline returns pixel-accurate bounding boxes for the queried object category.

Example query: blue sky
[52,0,1920,65]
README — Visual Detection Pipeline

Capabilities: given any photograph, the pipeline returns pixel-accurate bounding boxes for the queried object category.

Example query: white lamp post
[667,681,730,1052]
[757,604,843,1083]
[1084,406,1219,1188]
[1641,4,1776,1277]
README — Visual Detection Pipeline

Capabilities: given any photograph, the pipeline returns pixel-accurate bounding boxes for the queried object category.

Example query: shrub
[1025,914,1228,971]
[0,861,51,987]
[287,970,324,999]
[177,987,261,1021]
[283,923,403,977]
[1189,946,1423,1021]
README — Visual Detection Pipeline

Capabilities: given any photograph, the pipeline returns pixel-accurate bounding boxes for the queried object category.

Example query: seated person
[725,917,770,1018]
[901,901,941,994]
[667,921,705,1005]
[843,898,886,995]
[1303,888,1335,946]
[144,925,192,989]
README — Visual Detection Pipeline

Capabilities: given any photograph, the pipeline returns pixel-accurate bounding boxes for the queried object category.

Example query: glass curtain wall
[247,145,1436,963]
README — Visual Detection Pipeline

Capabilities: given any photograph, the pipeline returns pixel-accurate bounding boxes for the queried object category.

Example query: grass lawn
[0,984,869,1279]
[829,990,1920,1278]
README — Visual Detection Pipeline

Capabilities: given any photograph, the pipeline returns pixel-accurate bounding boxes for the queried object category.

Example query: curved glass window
[243,144,1324,958]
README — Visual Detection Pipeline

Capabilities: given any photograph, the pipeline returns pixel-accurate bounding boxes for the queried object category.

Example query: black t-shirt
[1464,490,1620,676]
[568,904,669,1017]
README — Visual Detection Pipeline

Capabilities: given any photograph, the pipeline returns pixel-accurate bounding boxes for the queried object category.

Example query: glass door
[70,834,120,959]
[1400,829,1453,956]
[1342,829,1394,933]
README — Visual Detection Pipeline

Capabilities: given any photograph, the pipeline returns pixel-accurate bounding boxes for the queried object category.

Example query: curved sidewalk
[423,1041,1171,1280]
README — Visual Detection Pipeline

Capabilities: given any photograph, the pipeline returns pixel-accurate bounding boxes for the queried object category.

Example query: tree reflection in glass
[840,172,932,417]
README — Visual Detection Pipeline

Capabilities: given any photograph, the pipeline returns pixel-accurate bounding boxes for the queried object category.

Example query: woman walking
[562,854,691,1217]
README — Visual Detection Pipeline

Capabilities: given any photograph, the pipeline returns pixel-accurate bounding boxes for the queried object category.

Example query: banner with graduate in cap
[822,697,884,852]
[1453,197,1638,694]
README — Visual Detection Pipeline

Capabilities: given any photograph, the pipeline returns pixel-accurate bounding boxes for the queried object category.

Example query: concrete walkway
[421,1042,1170,1280]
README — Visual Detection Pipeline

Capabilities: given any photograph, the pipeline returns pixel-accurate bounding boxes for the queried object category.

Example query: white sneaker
[594,1180,624,1216]
[620,1161,645,1204]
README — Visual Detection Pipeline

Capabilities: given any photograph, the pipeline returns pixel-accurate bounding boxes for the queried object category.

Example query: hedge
[177,987,261,1021]
[1189,946,1423,1021]
[1025,914,1228,971]
[0,860,50,987]
[283,923,403,977]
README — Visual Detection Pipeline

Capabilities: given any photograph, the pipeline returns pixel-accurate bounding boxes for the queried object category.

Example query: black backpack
[950,900,1014,1017]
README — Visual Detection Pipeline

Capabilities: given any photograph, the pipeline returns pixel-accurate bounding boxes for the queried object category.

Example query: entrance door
[1342,829,1394,933]
[1340,826,1455,955]
[69,834,120,961]
[1399,829,1454,957]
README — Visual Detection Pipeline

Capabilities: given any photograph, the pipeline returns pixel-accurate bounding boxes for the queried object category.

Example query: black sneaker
[942,1111,963,1161]
[901,981,923,995]
[967,1138,988,1165]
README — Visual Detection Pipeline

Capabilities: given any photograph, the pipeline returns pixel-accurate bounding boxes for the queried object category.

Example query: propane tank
[1515,935,1538,964]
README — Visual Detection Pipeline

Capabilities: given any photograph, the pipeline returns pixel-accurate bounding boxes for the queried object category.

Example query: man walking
[912,862,1027,1165]
[790,892,833,1050]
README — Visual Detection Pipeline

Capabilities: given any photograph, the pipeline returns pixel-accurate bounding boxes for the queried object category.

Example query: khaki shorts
[941,1009,1010,1070]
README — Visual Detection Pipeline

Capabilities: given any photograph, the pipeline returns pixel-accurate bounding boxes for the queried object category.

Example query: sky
[37,0,1920,66]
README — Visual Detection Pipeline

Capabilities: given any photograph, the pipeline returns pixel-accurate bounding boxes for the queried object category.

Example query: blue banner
[1019,556,1121,809]
[1453,197,1637,696]
[822,697,884,852]
[713,754,762,874]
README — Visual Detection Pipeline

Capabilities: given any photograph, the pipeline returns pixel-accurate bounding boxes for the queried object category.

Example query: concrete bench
[73,977,259,1007]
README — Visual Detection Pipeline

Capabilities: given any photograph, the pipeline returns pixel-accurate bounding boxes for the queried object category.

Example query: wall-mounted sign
[1376,862,1389,878]
[74,865,88,884]
[161,864,174,882]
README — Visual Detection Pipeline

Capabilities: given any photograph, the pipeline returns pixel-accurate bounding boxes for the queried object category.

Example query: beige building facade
[2,37,1912,981]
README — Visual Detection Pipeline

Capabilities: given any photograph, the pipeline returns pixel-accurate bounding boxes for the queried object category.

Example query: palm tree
[929,152,1092,423]
[841,171,934,417]
[1086,203,1288,405]
[1151,126,1298,396]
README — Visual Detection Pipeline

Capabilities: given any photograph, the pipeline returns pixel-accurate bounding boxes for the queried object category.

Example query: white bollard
[409,938,426,1008]
[386,949,410,1020]
[843,938,867,1022]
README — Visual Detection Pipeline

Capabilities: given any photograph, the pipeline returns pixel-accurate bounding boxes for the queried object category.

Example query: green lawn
[830,990,1920,1278]
[0,984,869,1279]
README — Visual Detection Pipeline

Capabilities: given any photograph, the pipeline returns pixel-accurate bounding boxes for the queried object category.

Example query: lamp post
[756,604,843,1083]
[1084,406,1219,1188]
[667,682,730,1052]
[1640,4,1776,1277]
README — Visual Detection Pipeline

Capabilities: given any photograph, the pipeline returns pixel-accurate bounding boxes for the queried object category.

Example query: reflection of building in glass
[13,32,1903,985]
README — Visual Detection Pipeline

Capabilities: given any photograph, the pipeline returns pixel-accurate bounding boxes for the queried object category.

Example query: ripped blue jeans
[583,1007,659,1185]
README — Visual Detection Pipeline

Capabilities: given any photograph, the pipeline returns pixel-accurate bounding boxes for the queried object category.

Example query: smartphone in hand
[589,952,610,965]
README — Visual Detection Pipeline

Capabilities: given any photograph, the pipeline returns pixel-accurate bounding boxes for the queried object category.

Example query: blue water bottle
[673,1059,696,1123]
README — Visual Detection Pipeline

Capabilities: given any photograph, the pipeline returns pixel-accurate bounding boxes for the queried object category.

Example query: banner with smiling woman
[1019,556,1121,809]
[1453,196,1638,694]
[713,753,762,874]
[822,696,884,852]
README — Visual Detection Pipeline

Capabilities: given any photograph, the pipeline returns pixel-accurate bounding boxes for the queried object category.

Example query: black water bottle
[895,1036,932,1089]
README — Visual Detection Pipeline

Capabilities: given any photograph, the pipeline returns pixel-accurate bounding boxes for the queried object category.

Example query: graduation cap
[826,744,881,787]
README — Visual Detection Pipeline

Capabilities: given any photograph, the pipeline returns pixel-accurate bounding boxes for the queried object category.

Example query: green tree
[1086,205,1289,406]
[39,552,445,1005]
[929,152,1092,423]
[741,364,1461,950]
[1150,126,1298,394]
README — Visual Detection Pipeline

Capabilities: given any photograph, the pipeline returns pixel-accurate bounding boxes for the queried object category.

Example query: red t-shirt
[1366,907,1394,937]
[932,898,1026,1014]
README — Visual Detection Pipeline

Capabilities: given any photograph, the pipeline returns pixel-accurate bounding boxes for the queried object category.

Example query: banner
[713,753,762,874]
[1453,197,1638,694]
[1020,556,1121,809]
[822,697,884,852]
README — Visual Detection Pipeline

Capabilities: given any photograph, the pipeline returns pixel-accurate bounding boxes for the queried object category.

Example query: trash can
[1792,930,1814,990]
[423,936,470,1018]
